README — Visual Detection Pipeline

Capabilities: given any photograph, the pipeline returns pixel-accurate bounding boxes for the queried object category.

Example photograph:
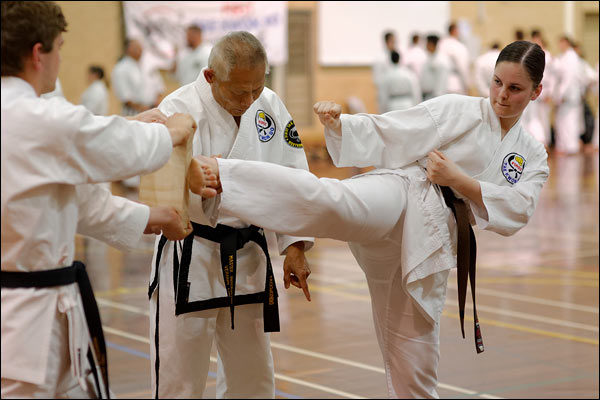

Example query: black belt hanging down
[439,186,485,354]
[148,222,280,333]
[1,262,110,398]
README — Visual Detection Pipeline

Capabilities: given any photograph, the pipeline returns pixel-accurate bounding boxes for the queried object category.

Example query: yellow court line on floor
[306,250,600,280]
[103,326,365,399]
[102,321,499,398]
[467,277,598,287]
[521,229,600,244]
[306,284,599,345]
[478,264,599,279]
[96,286,148,297]
[442,313,599,346]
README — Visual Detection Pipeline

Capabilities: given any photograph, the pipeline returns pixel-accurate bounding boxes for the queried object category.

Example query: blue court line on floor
[106,341,303,399]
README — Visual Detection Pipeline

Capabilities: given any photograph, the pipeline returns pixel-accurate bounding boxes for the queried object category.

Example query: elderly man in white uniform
[1,2,196,398]
[190,40,549,398]
[174,24,213,86]
[437,23,471,95]
[148,31,314,399]
[380,50,422,112]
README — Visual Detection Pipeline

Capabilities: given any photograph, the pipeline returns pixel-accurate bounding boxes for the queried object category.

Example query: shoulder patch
[283,120,303,148]
[256,110,276,142]
[501,152,526,184]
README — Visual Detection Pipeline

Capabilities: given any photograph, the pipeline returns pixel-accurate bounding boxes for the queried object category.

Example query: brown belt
[439,185,485,353]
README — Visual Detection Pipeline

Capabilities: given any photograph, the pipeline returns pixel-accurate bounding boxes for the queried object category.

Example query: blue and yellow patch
[283,120,302,148]
[256,110,276,142]
[501,152,526,184]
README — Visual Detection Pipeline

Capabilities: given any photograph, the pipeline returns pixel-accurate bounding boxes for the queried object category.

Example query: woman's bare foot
[188,155,221,198]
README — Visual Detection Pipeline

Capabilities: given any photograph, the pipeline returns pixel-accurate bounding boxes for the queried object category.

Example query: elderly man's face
[206,64,266,117]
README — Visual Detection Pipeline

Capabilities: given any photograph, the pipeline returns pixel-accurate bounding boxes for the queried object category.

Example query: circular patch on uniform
[501,152,526,184]
[283,120,303,148]
[256,110,276,142]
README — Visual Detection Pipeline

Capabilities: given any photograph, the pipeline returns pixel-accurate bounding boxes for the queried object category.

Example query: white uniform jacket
[152,70,313,303]
[403,45,428,80]
[80,80,109,116]
[324,94,549,321]
[522,51,555,145]
[1,76,173,385]
[176,43,212,85]
[473,49,500,97]
[437,36,470,94]
[111,55,150,115]
[380,65,422,112]
[420,51,450,100]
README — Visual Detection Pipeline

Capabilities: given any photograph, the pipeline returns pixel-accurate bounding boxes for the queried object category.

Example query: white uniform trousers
[555,101,583,154]
[1,308,96,399]
[149,240,275,399]
[361,266,446,399]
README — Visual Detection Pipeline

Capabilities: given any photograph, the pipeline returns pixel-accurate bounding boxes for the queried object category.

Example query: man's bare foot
[188,155,221,198]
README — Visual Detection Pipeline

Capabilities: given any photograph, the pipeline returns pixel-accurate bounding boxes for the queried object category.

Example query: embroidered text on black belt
[1,262,111,398]
[439,185,484,354]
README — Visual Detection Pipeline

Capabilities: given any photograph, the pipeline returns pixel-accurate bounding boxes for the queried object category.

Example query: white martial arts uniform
[1,77,173,398]
[593,63,599,148]
[373,50,394,112]
[553,47,584,154]
[111,55,151,116]
[437,36,470,95]
[41,78,64,99]
[522,50,555,146]
[149,70,314,398]
[380,65,422,112]
[212,94,549,398]
[403,44,428,81]
[420,51,451,101]
[80,80,109,116]
[175,43,212,85]
[473,48,500,97]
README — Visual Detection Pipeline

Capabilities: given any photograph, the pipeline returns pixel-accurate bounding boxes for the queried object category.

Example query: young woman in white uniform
[190,41,549,398]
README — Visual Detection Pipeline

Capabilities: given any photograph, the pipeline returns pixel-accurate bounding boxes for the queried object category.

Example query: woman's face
[490,61,541,122]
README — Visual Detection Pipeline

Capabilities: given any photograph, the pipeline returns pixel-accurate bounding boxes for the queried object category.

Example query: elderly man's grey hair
[208,31,270,81]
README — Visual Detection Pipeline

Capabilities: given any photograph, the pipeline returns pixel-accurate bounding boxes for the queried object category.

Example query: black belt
[1,262,110,397]
[148,222,280,333]
[439,186,484,354]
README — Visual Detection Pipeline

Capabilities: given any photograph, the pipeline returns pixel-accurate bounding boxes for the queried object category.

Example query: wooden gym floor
[79,151,599,399]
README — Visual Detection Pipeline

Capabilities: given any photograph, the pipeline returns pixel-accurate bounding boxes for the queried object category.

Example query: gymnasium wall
[54,1,599,144]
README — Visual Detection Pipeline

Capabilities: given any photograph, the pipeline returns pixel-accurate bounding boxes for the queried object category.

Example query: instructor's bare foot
[189,155,221,198]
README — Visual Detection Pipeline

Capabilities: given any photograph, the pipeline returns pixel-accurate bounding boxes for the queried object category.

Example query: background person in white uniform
[380,50,422,112]
[373,31,398,112]
[420,34,450,101]
[521,30,555,147]
[111,38,152,116]
[403,33,428,84]
[148,31,314,399]
[1,2,197,398]
[174,24,212,86]
[80,65,109,116]
[474,42,501,97]
[553,35,584,156]
[437,22,471,95]
[190,40,549,399]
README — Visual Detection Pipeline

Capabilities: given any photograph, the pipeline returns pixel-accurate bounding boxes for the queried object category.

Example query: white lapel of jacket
[196,72,239,157]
